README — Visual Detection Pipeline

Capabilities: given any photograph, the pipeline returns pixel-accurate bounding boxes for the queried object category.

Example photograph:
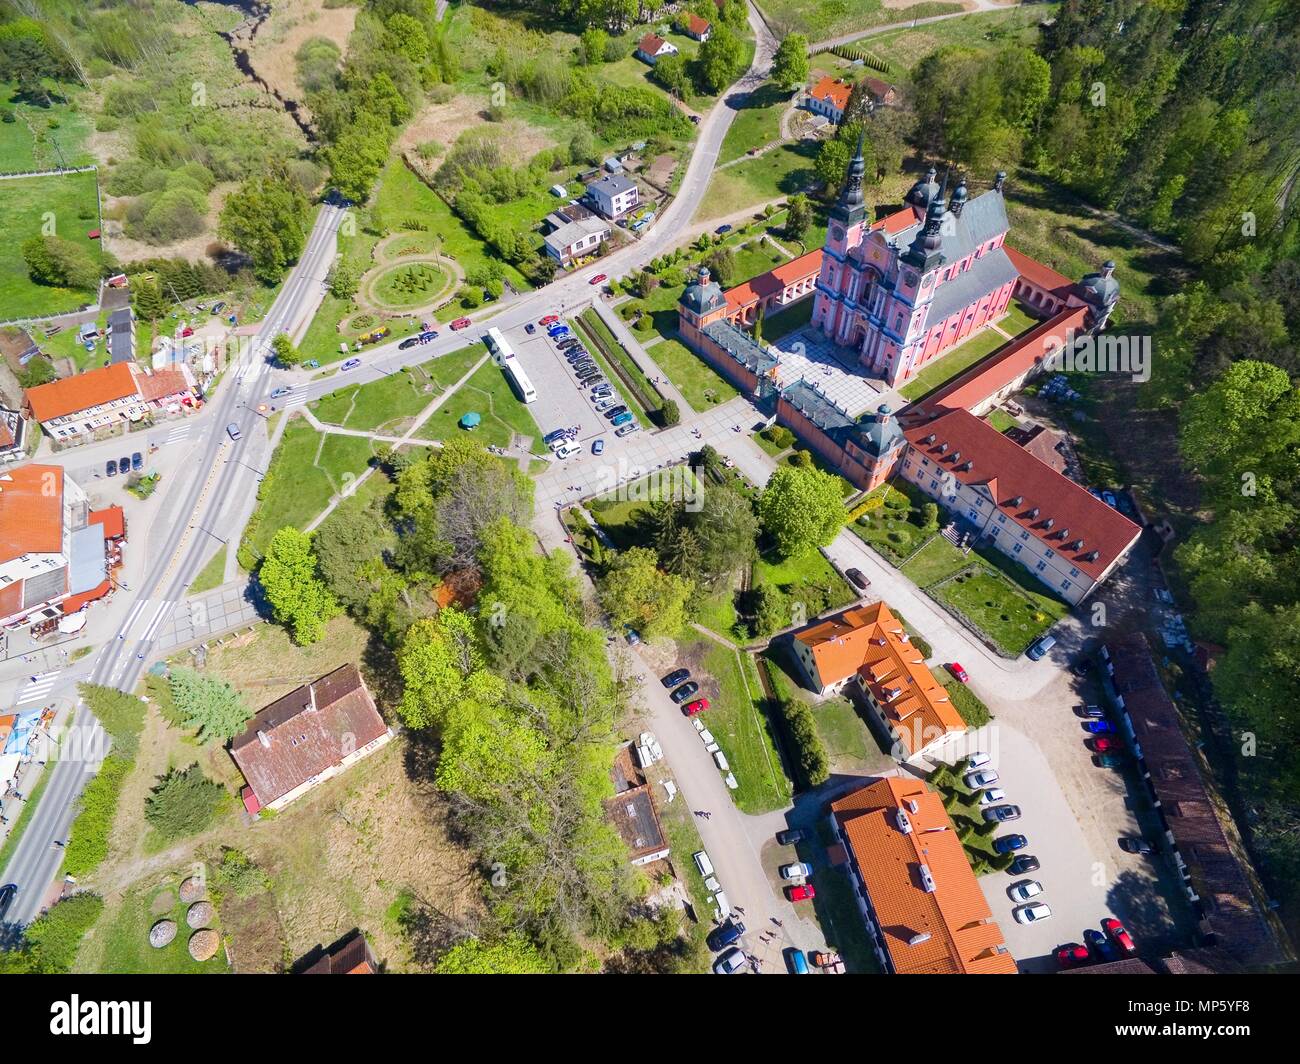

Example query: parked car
[226,423,242,441]
[418,330,438,342]
[1119,836,1156,855]
[595,398,617,411]
[683,698,710,716]
[624,626,640,645]
[615,423,640,438]
[270,386,290,399]
[1009,879,1044,903]
[1101,917,1136,954]
[1084,928,1119,962]
[592,439,605,455]
[1097,752,1126,769]
[1101,490,1118,508]
[554,441,584,460]
[983,804,1022,823]
[845,567,870,590]
[0,883,17,923]
[591,388,613,401]
[662,669,690,689]
[399,336,421,350]
[965,769,1000,789]
[539,315,559,326]
[1013,902,1053,924]
[707,920,745,952]
[947,662,970,683]
[131,452,143,471]
[786,948,809,975]
[1078,704,1106,718]
[775,828,806,846]
[967,751,992,771]
[670,682,700,704]
[116,455,129,475]
[450,317,472,330]
[1027,634,1057,660]
[105,459,117,477]
[1056,942,1090,968]
[716,224,733,234]
[1008,854,1040,875]
[1084,720,1115,734]
[611,412,634,427]
[780,862,812,880]
[1091,736,1123,754]
[303,359,320,369]
[1070,658,1094,677]
[210,301,226,314]
[589,273,607,285]
[993,833,1028,854]
[977,788,1008,806]
[342,357,362,370]
[712,947,747,975]
[525,322,536,334]
[544,429,571,445]
[786,883,815,902]
[604,405,629,419]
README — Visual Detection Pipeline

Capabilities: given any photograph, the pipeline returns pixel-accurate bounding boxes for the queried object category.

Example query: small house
[635,33,678,66]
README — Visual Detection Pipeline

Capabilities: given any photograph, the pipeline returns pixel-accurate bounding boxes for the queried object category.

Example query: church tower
[813,133,870,343]
[826,131,869,259]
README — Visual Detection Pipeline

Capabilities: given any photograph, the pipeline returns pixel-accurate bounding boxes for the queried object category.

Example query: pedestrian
[735,906,745,916]
[773,918,783,927]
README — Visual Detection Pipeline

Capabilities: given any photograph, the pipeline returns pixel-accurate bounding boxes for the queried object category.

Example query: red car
[683,698,710,716]
[1055,942,1089,968]
[450,317,472,330]
[1101,917,1136,954]
[787,883,816,902]
[1092,736,1124,754]
[589,273,607,285]
[946,662,970,683]
[539,315,559,326]
[180,326,194,338]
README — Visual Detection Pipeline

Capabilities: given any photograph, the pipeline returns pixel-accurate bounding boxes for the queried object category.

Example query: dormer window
[1068,539,1084,551]
[1085,550,1100,562]
[1026,507,1039,519]
[1006,496,1023,508]
[1042,518,1054,530]
[922,434,936,444]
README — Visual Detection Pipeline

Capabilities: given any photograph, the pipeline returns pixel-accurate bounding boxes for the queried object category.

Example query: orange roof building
[683,13,711,39]
[0,463,88,626]
[830,776,1018,974]
[790,601,966,760]
[23,362,194,443]
[807,76,853,121]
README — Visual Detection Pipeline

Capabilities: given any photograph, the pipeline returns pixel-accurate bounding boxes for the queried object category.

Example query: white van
[692,850,714,878]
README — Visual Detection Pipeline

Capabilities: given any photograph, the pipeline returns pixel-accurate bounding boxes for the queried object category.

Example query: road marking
[141,600,175,642]
[164,425,190,445]
[115,598,148,641]
[16,671,60,703]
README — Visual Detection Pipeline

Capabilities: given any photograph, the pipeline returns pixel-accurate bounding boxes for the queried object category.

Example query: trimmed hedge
[63,755,133,878]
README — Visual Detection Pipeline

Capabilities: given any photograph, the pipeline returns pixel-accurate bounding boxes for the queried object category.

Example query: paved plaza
[768,326,887,418]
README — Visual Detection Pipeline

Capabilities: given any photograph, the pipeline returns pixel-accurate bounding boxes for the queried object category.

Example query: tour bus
[486,327,537,403]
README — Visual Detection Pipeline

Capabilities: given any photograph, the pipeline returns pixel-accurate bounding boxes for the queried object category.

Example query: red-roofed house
[805,76,853,124]
[680,13,711,40]
[0,404,27,464]
[635,33,678,65]
[23,363,195,443]
[230,664,393,813]
[898,407,1141,603]
[0,464,93,627]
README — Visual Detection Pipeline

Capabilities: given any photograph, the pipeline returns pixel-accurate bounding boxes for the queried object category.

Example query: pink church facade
[812,156,1020,388]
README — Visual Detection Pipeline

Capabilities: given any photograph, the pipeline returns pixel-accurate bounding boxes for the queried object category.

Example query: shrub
[762,425,795,449]
[778,696,829,788]
[144,765,227,842]
[63,756,133,878]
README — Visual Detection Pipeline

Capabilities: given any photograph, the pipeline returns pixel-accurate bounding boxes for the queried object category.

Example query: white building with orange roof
[805,75,853,124]
[0,464,91,628]
[830,776,1019,974]
[790,601,966,760]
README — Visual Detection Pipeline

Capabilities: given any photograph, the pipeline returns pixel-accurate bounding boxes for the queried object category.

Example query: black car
[1077,704,1105,718]
[845,567,870,590]
[106,459,117,477]
[1119,836,1156,855]
[577,371,603,383]
[662,669,690,689]
[604,405,629,420]
[706,919,745,952]
[525,322,536,334]
[119,456,131,475]
[983,804,1022,823]
[670,682,700,704]
[399,336,421,350]
[573,361,597,373]
[1070,658,1095,677]
[776,828,806,846]
[1007,854,1040,875]
[0,883,15,922]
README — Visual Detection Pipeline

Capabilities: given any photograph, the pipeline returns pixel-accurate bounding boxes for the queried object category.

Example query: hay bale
[149,919,177,948]
[188,928,219,962]
[179,876,205,903]
[186,901,214,928]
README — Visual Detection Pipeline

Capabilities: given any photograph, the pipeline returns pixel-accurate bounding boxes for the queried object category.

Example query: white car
[1009,879,1044,903]
[965,769,1000,789]
[978,788,1008,806]
[966,751,992,771]
[780,862,812,880]
[554,442,584,460]
[713,947,747,975]
[1013,902,1053,924]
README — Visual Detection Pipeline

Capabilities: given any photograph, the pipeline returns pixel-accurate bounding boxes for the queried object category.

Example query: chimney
[257,729,270,748]
[305,682,318,712]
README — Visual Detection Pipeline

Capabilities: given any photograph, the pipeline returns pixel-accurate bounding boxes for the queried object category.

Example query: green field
[0,83,96,172]
[695,139,820,222]
[311,358,452,434]
[647,337,739,410]
[759,0,964,42]
[0,169,104,318]
[415,359,543,451]
[87,880,228,975]
[718,83,792,164]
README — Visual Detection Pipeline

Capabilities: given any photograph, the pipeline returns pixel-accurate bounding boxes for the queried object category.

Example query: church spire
[831,130,868,226]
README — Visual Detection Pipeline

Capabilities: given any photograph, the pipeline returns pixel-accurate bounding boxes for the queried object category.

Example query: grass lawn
[899,534,968,585]
[694,582,743,645]
[239,416,377,565]
[718,82,793,165]
[762,297,814,341]
[759,0,964,42]
[929,562,1066,657]
[85,877,228,974]
[752,428,791,458]
[425,344,488,389]
[753,547,856,617]
[941,677,993,727]
[0,83,96,171]
[695,639,792,814]
[370,261,452,311]
[694,140,819,222]
[984,408,1020,433]
[190,546,227,594]
[648,336,738,410]
[311,359,447,434]
[0,169,104,318]
[1000,299,1040,337]
[848,482,935,564]
[415,359,543,451]
[897,327,1010,403]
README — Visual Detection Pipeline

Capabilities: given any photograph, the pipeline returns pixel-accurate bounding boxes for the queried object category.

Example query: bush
[144,765,227,842]
[660,398,681,427]
[77,683,147,756]
[762,425,795,449]
[209,846,272,899]
[778,696,829,788]
[63,755,133,878]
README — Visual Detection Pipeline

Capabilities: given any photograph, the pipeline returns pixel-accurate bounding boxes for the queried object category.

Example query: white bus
[486,327,537,403]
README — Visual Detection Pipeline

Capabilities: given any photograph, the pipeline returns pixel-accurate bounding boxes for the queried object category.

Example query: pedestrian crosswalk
[163,425,191,445]
[114,597,177,645]
[17,671,60,704]
[280,387,309,409]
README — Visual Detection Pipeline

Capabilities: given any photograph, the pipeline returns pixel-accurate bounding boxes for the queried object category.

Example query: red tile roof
[809,75,852,113]
[871,205,919,236]
[724,249,823,312]
[686,13,710,35]
[62,578,110,614]
[902,407,1141,581]
[831,777,1018,974]
[638,33,669,55]
[90,505,125,541]
[135,367,190,403]
[24,363,137,423]
[0,463,63,563]
[1004,245,1073,294]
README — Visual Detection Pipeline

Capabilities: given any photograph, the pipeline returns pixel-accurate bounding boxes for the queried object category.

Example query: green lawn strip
[0,169,104,317]
[751,429,790,458]
[573,311,658,423]
[719,83,793,164]
[762,298,814,342]
[415,360,543,452]
[693,582,742,645]
[425,345,489,390]
[897,327,1011,403]
[941,677,993,728]
[999,300,1041,337]
[645,336,738,410]
[928,562,1065,656]
[189,546,227,595]
[311,362,442,434]
[93,881,228,974]
[695,638,791,814]
[899,534,969,586]
[809,820,883,972]
[765,0,963,41]
[0,83,96,170]
[753,547,856,617]
[0,751,57,875]
[984,408,1020,433]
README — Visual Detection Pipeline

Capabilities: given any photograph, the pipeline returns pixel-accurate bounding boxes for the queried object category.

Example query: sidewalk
[590,299,695,417]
